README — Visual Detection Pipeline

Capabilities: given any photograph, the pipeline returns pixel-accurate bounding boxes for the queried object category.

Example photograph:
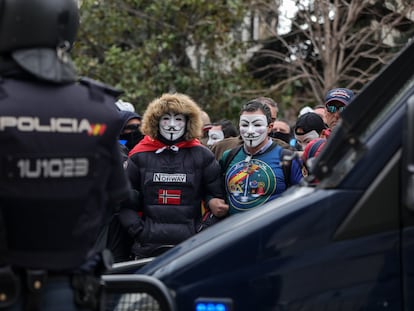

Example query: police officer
[0,0,130,310]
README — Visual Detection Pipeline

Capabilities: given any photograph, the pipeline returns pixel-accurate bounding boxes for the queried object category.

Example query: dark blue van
[102,40,414,311]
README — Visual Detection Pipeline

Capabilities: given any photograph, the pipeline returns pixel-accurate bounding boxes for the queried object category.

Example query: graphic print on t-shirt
[226,158,276,212]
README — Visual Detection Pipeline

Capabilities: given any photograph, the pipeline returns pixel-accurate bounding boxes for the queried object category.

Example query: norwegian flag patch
[158,189,182,205]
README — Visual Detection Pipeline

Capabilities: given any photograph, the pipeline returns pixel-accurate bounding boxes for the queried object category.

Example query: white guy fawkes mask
[159,113,186,141]
[295,130,320,149]
[207,129,225,146]
[239,114,269,148]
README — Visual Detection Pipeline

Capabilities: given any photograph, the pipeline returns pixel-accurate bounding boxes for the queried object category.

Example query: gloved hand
[127,219,144,238]
[131,241,156,260]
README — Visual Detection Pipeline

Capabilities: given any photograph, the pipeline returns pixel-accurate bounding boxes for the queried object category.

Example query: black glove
[127,219,144,238]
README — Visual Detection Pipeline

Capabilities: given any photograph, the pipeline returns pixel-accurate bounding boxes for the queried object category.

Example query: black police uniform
[0,0,131,308]
[0,66,130,309]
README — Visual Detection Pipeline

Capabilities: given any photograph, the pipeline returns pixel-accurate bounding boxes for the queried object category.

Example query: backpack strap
[222,145,243,171]
[308,139,326,158]
[280,148,295,188]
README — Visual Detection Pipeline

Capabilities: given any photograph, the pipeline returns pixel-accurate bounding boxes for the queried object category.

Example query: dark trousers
[5,278,89,311]
[95,213,133,263]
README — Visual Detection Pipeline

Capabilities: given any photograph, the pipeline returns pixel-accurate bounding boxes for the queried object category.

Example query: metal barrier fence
[100,274,175,311]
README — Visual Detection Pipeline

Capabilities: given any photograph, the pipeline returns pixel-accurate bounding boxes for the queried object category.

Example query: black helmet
[0,0,79,83]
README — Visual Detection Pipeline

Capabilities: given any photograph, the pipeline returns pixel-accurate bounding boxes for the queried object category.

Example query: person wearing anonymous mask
[220,100,304,215]
[119,93,228,259]
[294,112,327,150]
[211,97,290,160]
[207,119,238,147]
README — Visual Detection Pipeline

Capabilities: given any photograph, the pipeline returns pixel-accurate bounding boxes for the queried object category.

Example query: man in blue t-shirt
[221,100,304,214]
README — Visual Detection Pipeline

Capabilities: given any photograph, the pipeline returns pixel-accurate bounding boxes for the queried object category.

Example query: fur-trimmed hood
[141,93,203,140]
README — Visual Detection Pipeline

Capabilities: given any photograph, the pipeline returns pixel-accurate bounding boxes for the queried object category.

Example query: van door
[324,73,414,311]
[331,149,402,309]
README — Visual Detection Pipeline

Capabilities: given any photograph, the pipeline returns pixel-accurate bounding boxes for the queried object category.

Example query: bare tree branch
[248,0,414,111]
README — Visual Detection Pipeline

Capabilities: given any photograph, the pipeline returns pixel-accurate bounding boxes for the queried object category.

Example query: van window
[334,150,400,240]
[360,77,414,143]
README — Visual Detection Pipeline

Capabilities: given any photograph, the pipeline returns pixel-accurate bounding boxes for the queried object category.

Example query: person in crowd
[302,138,327,164]
[207,119,238,147]
[119,93,228,259]
[313,104,328,125]
[301,137,327,181]
[270,119,292,145]
[0,1,130,310]
[199,110,212,146]
[118,110,143,161]
[211,97,288,160]
[271,119,300,150]
[300,88,354,177]
[220,100,304,215]
[322,88,354,138]
[96,110,143,263]
[294,112,327,150]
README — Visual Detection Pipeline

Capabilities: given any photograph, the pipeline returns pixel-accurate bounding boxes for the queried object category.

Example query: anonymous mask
[239,114,269,148]
[295,130,320,149]
[159,113,186,141]
[207,129,225,146]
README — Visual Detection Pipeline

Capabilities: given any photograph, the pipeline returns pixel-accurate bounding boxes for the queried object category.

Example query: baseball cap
[324,88,354,106]
[294,112,326,135]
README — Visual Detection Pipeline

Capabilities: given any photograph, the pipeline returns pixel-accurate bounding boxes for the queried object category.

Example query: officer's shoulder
[78,76,123,98]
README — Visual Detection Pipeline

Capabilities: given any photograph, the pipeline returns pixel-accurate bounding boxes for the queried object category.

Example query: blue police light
[195,303,226,311]
[195,298,233,311]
